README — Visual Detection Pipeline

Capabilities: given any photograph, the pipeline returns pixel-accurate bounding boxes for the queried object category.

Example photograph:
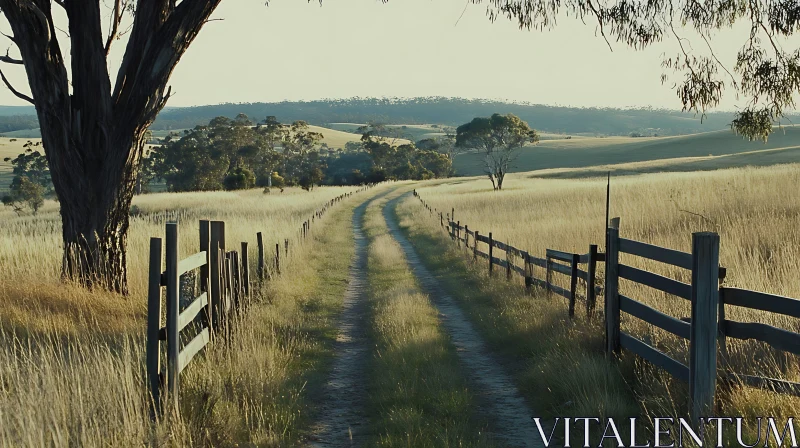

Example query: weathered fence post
[488,232,494,276]
[545,255,552,296]
[451,207,454,222]
[257,232,265,282]
[457,221,461,247]
[523,251,532,294]
[605,223,621,357]
[276,243,281,274]
[199,220,210,293]
[225,252,233,315]
[440,212,443,228]
[165,222,180,412]
[473,230,479,262]
[146,237,163,418]
[464,225,469,249]
[285,239,289,256]
[506,249,512,281]
[586,244,598,318]
[241,242,250,301]
[569,253,579,317]
[210,221,225,334]
[690,232,720,423]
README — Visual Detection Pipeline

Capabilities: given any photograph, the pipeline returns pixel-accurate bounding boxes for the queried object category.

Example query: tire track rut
[381,193,544,448]
[306,192,390,447]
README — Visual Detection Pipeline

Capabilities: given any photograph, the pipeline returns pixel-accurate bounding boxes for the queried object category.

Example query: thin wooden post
[199,220,210,293]
[165,222,180,411]
[523,251,532,294]
[285,238,289,256]
[690,232,720,422]
[257,232,265,282]
[569,253,579,317]
[225,253,233,314]
[488,232,494,276]
[506,249,512,281]
[146,237,163,418]
[473,230,479,262]
[440,212,443,228]
[545,256,552,296]
[457,221,461,247]
[464,225,469,248]
[241,242,250,301]
[586,244,598,318]
[231,251,241,310]
[452,207,454,222]
[276,243,281,274]
[605,225,621,357]
[210,221,225,333]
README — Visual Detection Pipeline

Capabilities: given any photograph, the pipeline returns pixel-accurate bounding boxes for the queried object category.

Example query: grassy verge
[392,194,642,442]
[0,188,379,447]
[176,191,382,446]
[361,192,494,447]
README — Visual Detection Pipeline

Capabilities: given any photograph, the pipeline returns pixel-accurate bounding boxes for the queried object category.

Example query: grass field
[0,184,383,446]
[454,126,800,176]
[407,164,800,441]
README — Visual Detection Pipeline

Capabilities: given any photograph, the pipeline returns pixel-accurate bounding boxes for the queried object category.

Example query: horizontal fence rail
[412,188,800,420]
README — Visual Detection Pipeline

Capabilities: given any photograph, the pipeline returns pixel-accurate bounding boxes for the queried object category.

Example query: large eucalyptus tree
[0,1,221,294]
[0,0,795,294]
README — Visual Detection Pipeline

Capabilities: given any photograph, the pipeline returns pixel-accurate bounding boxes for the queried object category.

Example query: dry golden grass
[409,163,800,436]
[0,185,370,446]
[362,192,493,447]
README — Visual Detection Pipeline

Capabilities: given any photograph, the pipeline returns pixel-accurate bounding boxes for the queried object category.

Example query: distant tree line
[139,115,453,193]
[146,97,747,137]
[0,115,40,134]
[0,98,775,138]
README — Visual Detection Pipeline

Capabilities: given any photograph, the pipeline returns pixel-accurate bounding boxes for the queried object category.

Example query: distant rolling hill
[453,127,800,177]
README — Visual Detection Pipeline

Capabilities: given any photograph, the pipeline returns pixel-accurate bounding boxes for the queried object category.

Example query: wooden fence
[146,186,371,417]
[413,189,800,421]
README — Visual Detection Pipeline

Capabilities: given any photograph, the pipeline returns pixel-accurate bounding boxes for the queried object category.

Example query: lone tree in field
[455,114,539,190]
[1,0,798,294]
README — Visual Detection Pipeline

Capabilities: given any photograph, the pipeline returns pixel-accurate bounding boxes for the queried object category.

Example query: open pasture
[410,163,800,424]
[454,126,800,176]
[0,184,367,446]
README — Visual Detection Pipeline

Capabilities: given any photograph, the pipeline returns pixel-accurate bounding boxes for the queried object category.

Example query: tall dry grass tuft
[410,164,800,436]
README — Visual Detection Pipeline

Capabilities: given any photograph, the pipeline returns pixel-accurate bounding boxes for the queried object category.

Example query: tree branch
[105,0,122,56]
[0,48,23,64]
[0,67,34,104]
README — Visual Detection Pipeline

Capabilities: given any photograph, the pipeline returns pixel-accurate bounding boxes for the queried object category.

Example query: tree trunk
[62,205,131,294]
[53,132,140,295]
[497,171,505,190]
[1,0,222,295]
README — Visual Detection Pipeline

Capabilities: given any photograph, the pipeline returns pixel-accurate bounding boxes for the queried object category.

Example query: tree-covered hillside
[2,97,795,137]
[150,98,744,136]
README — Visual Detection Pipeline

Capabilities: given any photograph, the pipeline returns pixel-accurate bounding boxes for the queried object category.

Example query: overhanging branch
[0,49,23,64]
[0,67,34,104]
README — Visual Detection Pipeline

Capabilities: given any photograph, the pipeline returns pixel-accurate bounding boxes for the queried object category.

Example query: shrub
[223,167,256,191]
[271,172,286,189]
[2,175,45,215]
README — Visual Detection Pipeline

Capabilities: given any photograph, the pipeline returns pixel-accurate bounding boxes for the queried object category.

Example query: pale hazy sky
[0,1,775,111]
